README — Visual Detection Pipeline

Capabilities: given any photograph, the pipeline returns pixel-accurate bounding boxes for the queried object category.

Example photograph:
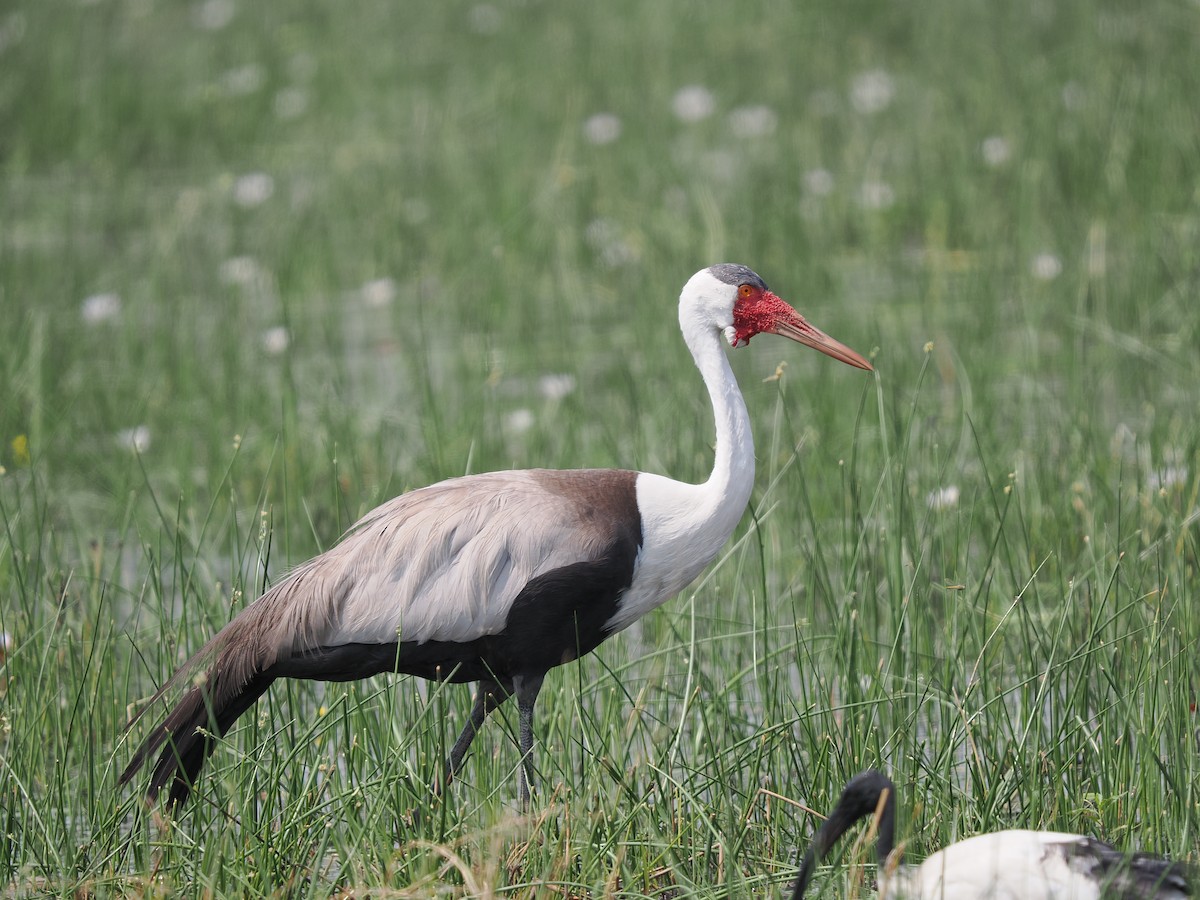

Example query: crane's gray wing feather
[287,468,635,647]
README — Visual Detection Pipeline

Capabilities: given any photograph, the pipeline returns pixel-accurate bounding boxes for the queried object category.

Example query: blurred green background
[1,0,1198,896]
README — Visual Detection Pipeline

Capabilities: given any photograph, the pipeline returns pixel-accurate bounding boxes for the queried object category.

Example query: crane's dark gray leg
[512,672,545,808]
[439,680,508,793]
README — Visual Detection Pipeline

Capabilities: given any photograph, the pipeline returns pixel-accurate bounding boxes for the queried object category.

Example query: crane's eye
[738,284,754,298]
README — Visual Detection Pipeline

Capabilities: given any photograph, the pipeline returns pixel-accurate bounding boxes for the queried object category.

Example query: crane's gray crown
[708,263,768,291]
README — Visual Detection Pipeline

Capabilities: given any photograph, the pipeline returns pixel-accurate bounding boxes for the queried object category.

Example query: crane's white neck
[680,310,755,517]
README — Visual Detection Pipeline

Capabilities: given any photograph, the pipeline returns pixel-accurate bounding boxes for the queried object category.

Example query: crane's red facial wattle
[732,286,873,371]
[731,288,797,345]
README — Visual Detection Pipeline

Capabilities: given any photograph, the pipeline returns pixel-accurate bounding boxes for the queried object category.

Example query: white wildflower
[223,255,267,286]
[538,374,576,401]
[233,172,274,207]
[981,136,1011,167]
[261,326,290,355]
[583,113,621,145]
[804,168,835,196]
[504,409,534,434]
[584,218,616,247]
[361,277,397,308]
[927,485,960,510]
[219,256,264,286]
[81,293,120,324]
[672,85,715,123]
[1031,253,1062,281]
[1148,467,1188,491]
[851,69,895,114]
[117,426,152,453]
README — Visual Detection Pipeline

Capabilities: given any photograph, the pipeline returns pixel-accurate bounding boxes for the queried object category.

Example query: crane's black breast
[480,468,643,677]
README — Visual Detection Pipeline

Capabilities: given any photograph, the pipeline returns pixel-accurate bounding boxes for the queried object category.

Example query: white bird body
[891,830,1123,899]
[122,264,872,808]
[793,771,1193,900]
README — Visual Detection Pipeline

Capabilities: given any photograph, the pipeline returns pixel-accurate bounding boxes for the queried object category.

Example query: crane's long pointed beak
[771,315,874,371]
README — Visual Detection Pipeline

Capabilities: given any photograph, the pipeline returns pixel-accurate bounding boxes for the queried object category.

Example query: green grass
[2,0,1199,895]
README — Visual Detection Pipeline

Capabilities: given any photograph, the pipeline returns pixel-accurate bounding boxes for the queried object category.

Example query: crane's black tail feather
[122,671,275,807]
[120,642,400,806]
